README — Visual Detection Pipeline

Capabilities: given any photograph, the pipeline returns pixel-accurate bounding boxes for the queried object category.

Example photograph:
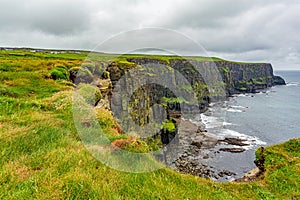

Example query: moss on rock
[77,83,102,106]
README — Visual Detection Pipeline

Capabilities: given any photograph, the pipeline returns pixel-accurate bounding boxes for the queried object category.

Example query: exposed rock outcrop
[218,138,250,146]
[273,76,286,85]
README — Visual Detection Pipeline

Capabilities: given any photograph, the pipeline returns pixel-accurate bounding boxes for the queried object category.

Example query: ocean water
[196,70,300,180]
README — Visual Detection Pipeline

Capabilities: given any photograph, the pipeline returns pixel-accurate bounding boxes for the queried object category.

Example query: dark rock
[219,137,249,146]
[218,170,236,177]
[191,140,203,148]
[254,147,265,172]
[273,76,286,85]
[197,127,207,133]
[201,140,218,148]
[175,159,217,179]
[219,148,246,153]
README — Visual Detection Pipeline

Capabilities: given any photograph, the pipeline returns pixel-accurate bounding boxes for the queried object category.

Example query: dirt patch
[15,165,31,180]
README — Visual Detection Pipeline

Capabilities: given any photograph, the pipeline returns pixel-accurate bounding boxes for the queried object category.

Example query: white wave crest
[218,129,267,150]
[286,82,299,86]
[200,114,223,129]
[231,105,246,109]
[226,108,243,113]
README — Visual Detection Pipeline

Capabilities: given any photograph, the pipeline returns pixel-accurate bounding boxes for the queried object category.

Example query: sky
[1,0,300,70]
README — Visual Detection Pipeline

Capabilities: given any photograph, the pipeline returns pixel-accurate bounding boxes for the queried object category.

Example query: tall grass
[0,49,299,199]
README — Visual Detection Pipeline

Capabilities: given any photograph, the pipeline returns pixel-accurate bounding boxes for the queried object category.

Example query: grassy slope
[0,50,299,199]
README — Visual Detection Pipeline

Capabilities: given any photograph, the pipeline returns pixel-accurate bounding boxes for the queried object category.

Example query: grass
[163,119,176,132]
[0,49,299,199]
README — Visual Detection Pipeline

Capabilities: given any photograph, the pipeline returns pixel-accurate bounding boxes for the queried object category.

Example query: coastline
[1,49,299,199]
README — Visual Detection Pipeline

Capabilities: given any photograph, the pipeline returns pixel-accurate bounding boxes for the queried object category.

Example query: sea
[193,70,300,181]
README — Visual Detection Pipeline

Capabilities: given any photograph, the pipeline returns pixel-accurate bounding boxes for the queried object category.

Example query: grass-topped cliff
[0,49,298,199]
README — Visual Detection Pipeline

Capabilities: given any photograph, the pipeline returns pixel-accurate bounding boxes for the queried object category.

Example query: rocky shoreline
[164,118,263,181]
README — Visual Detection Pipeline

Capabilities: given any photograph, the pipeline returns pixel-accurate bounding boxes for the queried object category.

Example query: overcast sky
[1,0,299,69]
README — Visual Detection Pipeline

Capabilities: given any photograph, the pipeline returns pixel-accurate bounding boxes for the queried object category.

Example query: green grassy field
[0,49,299,199]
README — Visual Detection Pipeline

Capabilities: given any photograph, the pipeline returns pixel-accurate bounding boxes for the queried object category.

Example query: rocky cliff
[73,56,285,144]
[99,57,285,143]
[126,58,285,95]
[107,58,285,113]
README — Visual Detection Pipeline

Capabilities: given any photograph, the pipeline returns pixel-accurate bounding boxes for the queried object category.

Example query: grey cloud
[28,2,90,35]
[0,0,299,69]
[0,0,91,35]
[156,0,256,29]
[95,28,205,55]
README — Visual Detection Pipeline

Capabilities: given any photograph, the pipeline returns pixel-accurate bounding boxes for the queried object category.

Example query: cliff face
[106,57,285,118]
[101,57,285,143]
[214,61,285,94]
[125,58,285,94]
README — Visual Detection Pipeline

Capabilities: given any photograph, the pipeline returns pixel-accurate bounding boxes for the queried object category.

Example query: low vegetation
[0,49,299,199]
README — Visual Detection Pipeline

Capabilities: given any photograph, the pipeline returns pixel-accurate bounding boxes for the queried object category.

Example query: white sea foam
[197,101,265,150]
[222,122,233,126]
[226,108,243,113]
[200,113,223,129]
[233,94,247,97]
[286,82,299,86]
[187,115,203,126]
[198,111,266,150]
[221,129,244,137]
[217,129,267,150]
[209,102,216,107]
[230,105,246,109]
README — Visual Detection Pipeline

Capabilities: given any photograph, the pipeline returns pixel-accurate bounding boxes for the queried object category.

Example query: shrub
[50,66,68,80]
[77,83,102,106]
[238,87,247,91]
[221,67,229,73]
[163,119,176,132]
[45,90,73,111]
[55,65,67,71]
[124,138,151,153]
[110,137,152,153]
[50,69,67,80]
